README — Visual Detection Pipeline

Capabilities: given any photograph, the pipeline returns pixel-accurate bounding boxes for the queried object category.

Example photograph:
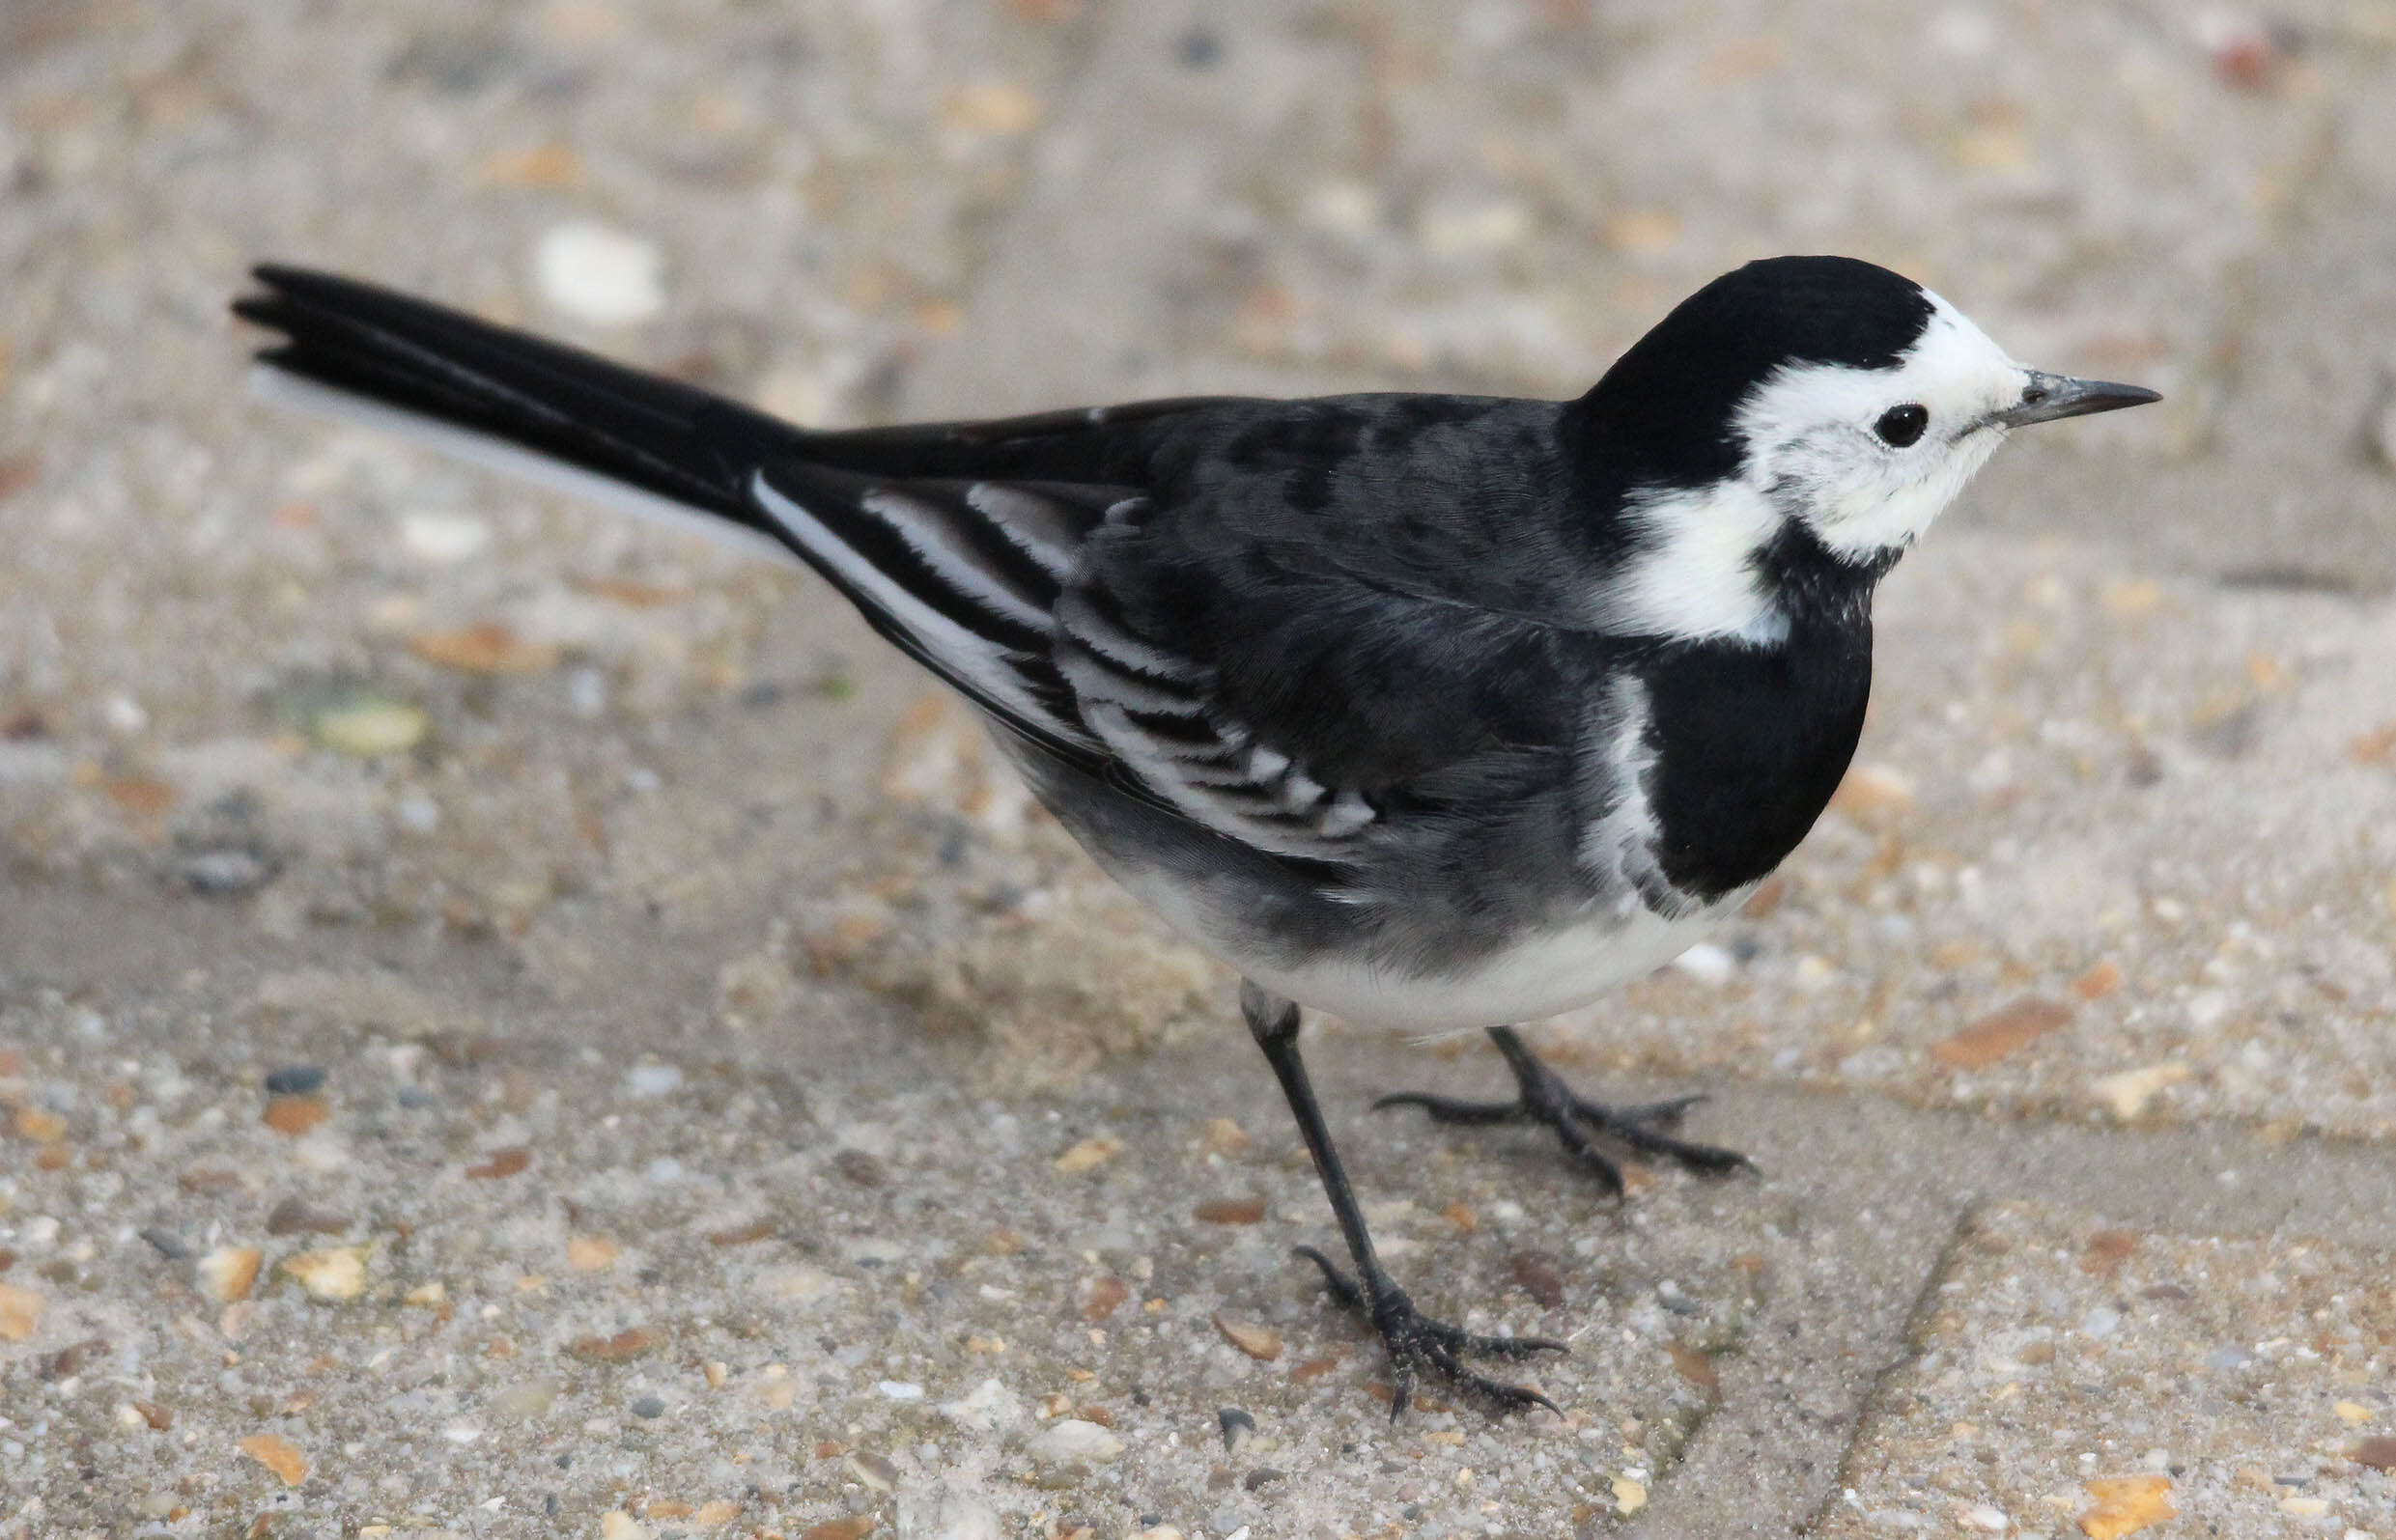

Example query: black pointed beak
[1992,372,2162,428]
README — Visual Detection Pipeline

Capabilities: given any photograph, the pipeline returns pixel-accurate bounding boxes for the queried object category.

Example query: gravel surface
[4,2,2393,1538]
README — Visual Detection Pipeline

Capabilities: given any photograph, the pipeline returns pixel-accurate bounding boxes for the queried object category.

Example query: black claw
[1297,1249,1564,1419]
[1377,1027,1757,1190]
[1573,1099,1754,1174]
[1368,1091,1521,1126]
[1610,1092,1708,1128]
[1292,1246,1364,1307]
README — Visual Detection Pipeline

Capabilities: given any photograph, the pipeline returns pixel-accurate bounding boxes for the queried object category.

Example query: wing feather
[751,461,1382,867]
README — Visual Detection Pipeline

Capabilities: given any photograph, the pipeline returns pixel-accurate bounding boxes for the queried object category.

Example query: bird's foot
[1373,1028,1754,1197]
[1293,1246,1564,1418]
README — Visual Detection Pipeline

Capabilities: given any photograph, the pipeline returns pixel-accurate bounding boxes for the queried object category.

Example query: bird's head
[1577,255,2157,642]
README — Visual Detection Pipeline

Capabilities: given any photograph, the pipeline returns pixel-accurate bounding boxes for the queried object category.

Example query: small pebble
[399,510,492,564]
[0,1283,43,1342]
[261,1094,330,1135]
[280,1244,369,1302]
[568,1328,658,1362]
[533,220,665,326]
[1200,1117,1250,1155]
[238,1432,307,1487]
[264,1065,326,1096]
[566,1235,622,1272]
[1217,1407,1255,1453]
[876,1380,924,1401]
[139,1227,193,1260]
[625,1063,683,1098]
[1077,1274,1129,1321]
[629,1394,665,1418]
[1053,1135,1122,1174]
[465,1147,531,1180]
[1211,1313,1283,1362]
[197,1246,262,1303]
[1027,1418,1124,1467]
[938,1378,1024,1433]
[2091,1062,2191,1120]
[265,1198,350,1237]
[178,848,276,896]
[845,1450,898,1491]
[492,1381,558,1420]
[566,666,607,716]
[1671,941,1734,985]
[311,698,428,758]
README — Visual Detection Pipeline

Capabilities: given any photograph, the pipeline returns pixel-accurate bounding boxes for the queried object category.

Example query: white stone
[101,694,148,734]
[1671,941,1734,985]
[1026,1418,1123,1467]
[399,511,491,564]
[938,1378,1024,1434]
[532,221,665,326]
[626,1063,683,1098]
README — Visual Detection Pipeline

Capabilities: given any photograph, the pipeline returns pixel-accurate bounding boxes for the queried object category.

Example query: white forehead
[1735,291,2020,445]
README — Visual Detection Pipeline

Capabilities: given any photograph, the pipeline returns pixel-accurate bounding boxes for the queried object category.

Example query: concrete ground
[3,2,2393,1537]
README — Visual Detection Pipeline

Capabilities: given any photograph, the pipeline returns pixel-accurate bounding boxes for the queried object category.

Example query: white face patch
[1734,292,2026,561]
[1593,291,2029,642]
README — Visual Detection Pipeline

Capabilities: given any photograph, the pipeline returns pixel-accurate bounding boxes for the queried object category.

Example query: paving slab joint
[1797,1199,1985,1534]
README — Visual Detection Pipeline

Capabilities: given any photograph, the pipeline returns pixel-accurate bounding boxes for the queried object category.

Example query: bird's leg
[1375,1024,1753,1198]
[1241,981,1563,1418]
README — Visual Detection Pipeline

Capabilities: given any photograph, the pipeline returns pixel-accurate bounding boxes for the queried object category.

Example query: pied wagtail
[233,255,2157,1414]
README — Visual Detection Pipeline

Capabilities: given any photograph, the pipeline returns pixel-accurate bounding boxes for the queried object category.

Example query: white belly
[1254,903,1732,1037]
[1117,863,1739,1037]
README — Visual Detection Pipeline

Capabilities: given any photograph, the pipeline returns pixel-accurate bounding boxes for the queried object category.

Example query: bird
[231,255,2158,1415]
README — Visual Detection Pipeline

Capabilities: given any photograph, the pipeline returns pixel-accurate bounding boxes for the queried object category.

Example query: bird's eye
[1875,404,1929,447]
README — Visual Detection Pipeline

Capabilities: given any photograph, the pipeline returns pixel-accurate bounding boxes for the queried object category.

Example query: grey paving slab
[3,1,2394,1538]
[1813,1202,2396,1539]
[8,887,2396,1540]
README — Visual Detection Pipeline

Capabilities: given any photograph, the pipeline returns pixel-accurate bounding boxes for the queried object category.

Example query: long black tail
[229,264,1182,777]
[232,265,803,540]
